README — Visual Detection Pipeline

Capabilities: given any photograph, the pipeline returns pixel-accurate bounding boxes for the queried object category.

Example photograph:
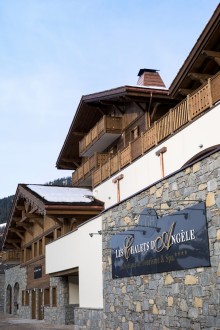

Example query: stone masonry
[4,265,27,317]
[102,150,220,330]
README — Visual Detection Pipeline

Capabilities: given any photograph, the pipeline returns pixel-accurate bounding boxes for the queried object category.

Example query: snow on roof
[127,85,168,90]
[27,185,94,203]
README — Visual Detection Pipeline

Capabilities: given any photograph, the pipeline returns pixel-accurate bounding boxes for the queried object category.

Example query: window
[52,287,57,307]
[25,246,32,261]
[45,232,54,245]
[22,291,25,306]
[25,290,29,306]
[44,288,50,306]
[33,242,38,258]
[39,239,43,256]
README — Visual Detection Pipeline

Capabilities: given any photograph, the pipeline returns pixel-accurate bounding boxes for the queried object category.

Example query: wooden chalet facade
[56,4,220,198]
[2,184,103,320]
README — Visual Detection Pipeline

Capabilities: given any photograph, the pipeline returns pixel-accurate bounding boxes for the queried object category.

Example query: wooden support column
[155,147,167,178]
[112,174,124,203]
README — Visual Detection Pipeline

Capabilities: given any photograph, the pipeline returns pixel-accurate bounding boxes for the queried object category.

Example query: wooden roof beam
[34,218,44,229]
[188,72,212,84]
[17,223,33,236]
[135,102,145,112]
[12,243,20,249]
[9,229,24,240]
[113,104,125,115]
[150,102,160,121]
[24,201,30,213]
[50,216,63,227]
[178,88,194,96]
[6,239,21,243]
[202,50,220,65]
[16,205,25,211]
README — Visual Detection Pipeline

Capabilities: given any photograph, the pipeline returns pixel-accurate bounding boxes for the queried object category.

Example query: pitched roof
[26,184,96,204]
[2,184,104,250]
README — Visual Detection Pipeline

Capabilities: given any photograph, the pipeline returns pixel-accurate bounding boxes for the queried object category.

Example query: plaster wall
[46,215,103,308]
[94,103,220,208]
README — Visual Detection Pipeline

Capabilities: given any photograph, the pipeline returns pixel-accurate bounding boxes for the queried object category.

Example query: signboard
[34,265,42,279]
[111,202,210,278]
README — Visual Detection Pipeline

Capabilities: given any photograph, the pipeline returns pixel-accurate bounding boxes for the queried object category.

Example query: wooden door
[31,290,36,319]
[38,290,43,320]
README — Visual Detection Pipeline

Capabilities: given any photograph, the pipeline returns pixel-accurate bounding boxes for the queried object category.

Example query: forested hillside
[0,196,14,224]
[0,177,72,224]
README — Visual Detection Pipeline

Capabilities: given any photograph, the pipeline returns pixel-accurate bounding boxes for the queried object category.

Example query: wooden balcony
[92,72,220,187]
[1,250,21,264]
[72,153,109,186]
[79,116,122,157]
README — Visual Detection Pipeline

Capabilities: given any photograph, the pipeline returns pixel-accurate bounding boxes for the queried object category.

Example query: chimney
[137,69,166,88]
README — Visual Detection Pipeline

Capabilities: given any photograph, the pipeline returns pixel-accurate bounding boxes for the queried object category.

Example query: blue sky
[0,0,219,198]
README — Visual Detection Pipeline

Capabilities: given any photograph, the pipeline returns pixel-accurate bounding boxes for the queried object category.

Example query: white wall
[93,103,220,208]
[46,216,103,308]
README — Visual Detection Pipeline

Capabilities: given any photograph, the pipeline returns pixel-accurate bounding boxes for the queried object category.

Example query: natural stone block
[206,192,215,207]
[153,304,159,315]
[124,216,131,224]
[165,274,174,285]
[198,183,206,191]
[193,163,200,173]
[185,275,198,285]
[188,307,199,318]
[217,229,220,241]
[110,305,115,312]
[207,179,217,192]
[121,286,126,293]
[167,296,173,307]
[135,302,142,312]
[126,202,131,210]
[156,187,163,197]
[179,299,188,312]
[217,262,220,276]
[150,186,156,195]
[194,297,203,308]
[128,321,134,330]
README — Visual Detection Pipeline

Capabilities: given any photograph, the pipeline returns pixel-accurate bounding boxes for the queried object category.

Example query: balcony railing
[79,116,122,156]
[92,72,220,187]
[72,153,109,186]
[1,250,21,263]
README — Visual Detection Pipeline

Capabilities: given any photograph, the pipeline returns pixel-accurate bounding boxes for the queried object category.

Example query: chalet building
[45,4,220,329]
[1,184,103,324]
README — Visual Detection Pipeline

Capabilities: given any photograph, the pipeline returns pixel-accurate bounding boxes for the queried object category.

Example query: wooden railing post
[118,151,121,171]
[141,132,144,155]
[169,109,174,134]
[129,142,132,163]
[154,121,158,145]
[208,78,213,108]
[187,94,191,121]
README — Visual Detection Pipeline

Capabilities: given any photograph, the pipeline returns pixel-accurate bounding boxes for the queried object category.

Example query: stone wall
[74,307,103,329]
[44,276,67,324]
[4,265,27,316]
[102,151,220,330]
[0,273,5,311]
